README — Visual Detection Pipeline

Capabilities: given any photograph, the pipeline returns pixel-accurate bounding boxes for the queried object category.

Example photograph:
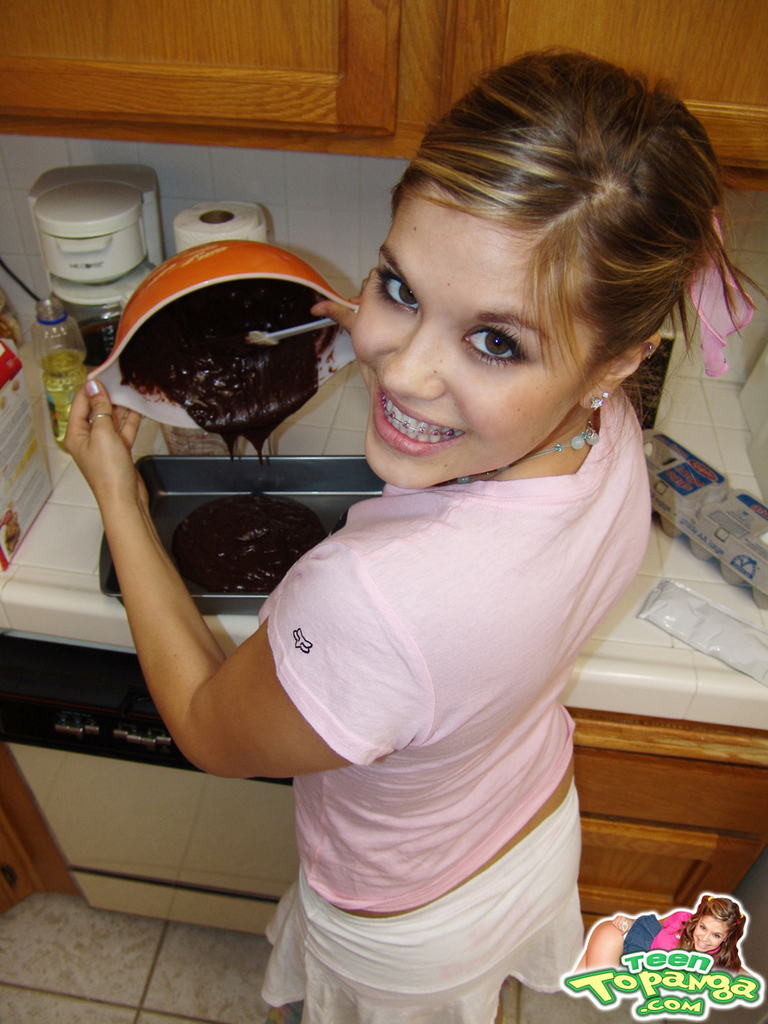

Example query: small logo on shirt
[293,628,312,654]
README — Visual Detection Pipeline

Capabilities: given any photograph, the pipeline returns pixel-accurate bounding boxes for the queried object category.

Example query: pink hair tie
[689,227,753,377]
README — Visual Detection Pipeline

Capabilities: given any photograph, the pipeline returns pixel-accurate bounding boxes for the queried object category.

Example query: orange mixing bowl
[90,239,357,427]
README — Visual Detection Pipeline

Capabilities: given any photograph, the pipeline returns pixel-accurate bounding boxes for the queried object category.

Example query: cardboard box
[645,431,768,608]
[0,336,52,569]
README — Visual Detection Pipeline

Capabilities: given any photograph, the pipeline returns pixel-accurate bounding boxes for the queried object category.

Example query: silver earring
[590,391,609,410]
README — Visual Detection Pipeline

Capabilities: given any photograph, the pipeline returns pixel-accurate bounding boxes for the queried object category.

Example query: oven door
[1,633,298,933]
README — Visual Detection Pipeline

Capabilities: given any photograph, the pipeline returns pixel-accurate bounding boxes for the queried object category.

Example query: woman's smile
[380,391,465,444]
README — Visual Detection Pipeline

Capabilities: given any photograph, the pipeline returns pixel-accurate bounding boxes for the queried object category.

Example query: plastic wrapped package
[638,579,768,686]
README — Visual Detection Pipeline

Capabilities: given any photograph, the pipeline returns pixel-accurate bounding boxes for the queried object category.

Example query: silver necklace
[455,423,599,484]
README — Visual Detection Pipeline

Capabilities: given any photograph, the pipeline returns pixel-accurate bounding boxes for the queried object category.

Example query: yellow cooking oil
[41,348,87,446]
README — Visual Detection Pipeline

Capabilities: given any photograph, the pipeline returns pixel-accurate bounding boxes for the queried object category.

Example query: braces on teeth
[384,398,461,440]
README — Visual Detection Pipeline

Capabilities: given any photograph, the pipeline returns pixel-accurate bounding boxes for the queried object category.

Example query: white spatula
[245,317,336,346]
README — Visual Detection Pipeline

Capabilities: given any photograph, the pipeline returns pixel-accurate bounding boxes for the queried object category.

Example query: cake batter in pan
[100,455,382,614]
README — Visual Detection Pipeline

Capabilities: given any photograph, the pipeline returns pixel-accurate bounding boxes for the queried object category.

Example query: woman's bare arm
[65,381,349,778]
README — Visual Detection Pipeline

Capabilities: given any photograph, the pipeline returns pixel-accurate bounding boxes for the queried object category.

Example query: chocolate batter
[119,279,333,454]
[172,493,326,593]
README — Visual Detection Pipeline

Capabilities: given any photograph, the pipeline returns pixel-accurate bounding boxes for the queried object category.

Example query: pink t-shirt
[263,398,650,911]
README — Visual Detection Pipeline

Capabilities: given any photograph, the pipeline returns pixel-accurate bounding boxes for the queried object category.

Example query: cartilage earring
[590,391,609,410]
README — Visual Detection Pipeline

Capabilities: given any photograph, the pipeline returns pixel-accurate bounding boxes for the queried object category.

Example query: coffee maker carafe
[29,164,164,366]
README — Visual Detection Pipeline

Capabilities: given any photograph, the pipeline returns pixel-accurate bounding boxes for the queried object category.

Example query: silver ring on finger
[88,412,112,424]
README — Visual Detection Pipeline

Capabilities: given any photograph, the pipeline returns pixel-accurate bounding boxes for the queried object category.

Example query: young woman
[576,894,747,972]
[66,50,751,1024]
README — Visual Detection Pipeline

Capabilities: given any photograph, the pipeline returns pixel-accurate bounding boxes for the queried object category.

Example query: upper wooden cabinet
[1,0,766,175]
[443,0,768,173]
[0,0,401,137]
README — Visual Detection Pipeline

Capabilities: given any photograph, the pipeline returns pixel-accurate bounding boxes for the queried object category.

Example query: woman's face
[351,196,599,489]
[693,915,727,953]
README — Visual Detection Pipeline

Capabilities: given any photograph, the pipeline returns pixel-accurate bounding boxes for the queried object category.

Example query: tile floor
[0,892,640,1023]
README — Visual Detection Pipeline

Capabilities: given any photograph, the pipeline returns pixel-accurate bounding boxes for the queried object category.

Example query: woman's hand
[311,287,363,335]
[64,379,146,510]
[611,915,633,934]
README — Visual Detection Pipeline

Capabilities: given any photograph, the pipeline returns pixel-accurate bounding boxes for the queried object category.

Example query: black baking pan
[99,456,383,615]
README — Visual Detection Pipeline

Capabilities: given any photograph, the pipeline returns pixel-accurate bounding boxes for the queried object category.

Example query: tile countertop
[1,349,767,732]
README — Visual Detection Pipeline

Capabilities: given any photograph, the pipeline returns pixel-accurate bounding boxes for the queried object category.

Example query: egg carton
[645,431,768,609]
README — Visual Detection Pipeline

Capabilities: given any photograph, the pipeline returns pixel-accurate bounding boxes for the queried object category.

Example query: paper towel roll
[173,201,268,252]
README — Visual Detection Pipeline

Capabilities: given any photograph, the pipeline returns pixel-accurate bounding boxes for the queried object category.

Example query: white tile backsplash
[716,424,758,477]
[284,150,362,211]
[0,133,70,188]
[702,378,749,429]
[727,187,768,254]
[11,183,44,257]
[723,189,768,381]
[284,205,361,294]
[136,140,216,199]
[209,145,288,206]
[66,137,142,167]
[0,186,24,250]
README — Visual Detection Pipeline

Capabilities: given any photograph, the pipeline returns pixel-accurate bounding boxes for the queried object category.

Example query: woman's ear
[579,332,661,410]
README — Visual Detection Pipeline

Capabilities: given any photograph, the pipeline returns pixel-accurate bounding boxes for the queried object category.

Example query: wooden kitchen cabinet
[443,0,768,173]
[1,0,767,177]
[572,708,768,927]
[0,744,78,911]
[0,0,401,138]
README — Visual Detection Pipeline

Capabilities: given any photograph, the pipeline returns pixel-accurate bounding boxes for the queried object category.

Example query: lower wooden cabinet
[572,708,768,927]
[0,744,78,911]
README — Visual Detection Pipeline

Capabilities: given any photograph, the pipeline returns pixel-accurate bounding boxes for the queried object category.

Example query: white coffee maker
[29,164,164,365]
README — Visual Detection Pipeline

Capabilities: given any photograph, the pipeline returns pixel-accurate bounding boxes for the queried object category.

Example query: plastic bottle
[31,296,88,448]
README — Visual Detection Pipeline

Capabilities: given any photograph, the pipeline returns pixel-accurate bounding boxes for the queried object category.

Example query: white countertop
[2,350,767,731]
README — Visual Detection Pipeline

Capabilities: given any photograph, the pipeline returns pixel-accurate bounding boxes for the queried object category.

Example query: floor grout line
[1,892,276,1024]
[0,981,230,1024]
[0,979,141,1012]
[136,916,170,1017]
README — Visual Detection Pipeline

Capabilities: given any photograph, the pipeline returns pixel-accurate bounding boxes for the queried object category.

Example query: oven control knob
[55,720,84,737]
[121,729,145,745]
[113,725,173,750]
[54,714,100,738]
[136,732,173,748]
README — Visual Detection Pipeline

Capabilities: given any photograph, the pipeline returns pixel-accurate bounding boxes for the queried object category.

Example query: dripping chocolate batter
[119,279,333,454]
[172,494,327,594]
[119,278,337,593]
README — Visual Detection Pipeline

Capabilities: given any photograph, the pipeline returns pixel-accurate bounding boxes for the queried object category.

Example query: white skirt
[262,783,583,1024]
